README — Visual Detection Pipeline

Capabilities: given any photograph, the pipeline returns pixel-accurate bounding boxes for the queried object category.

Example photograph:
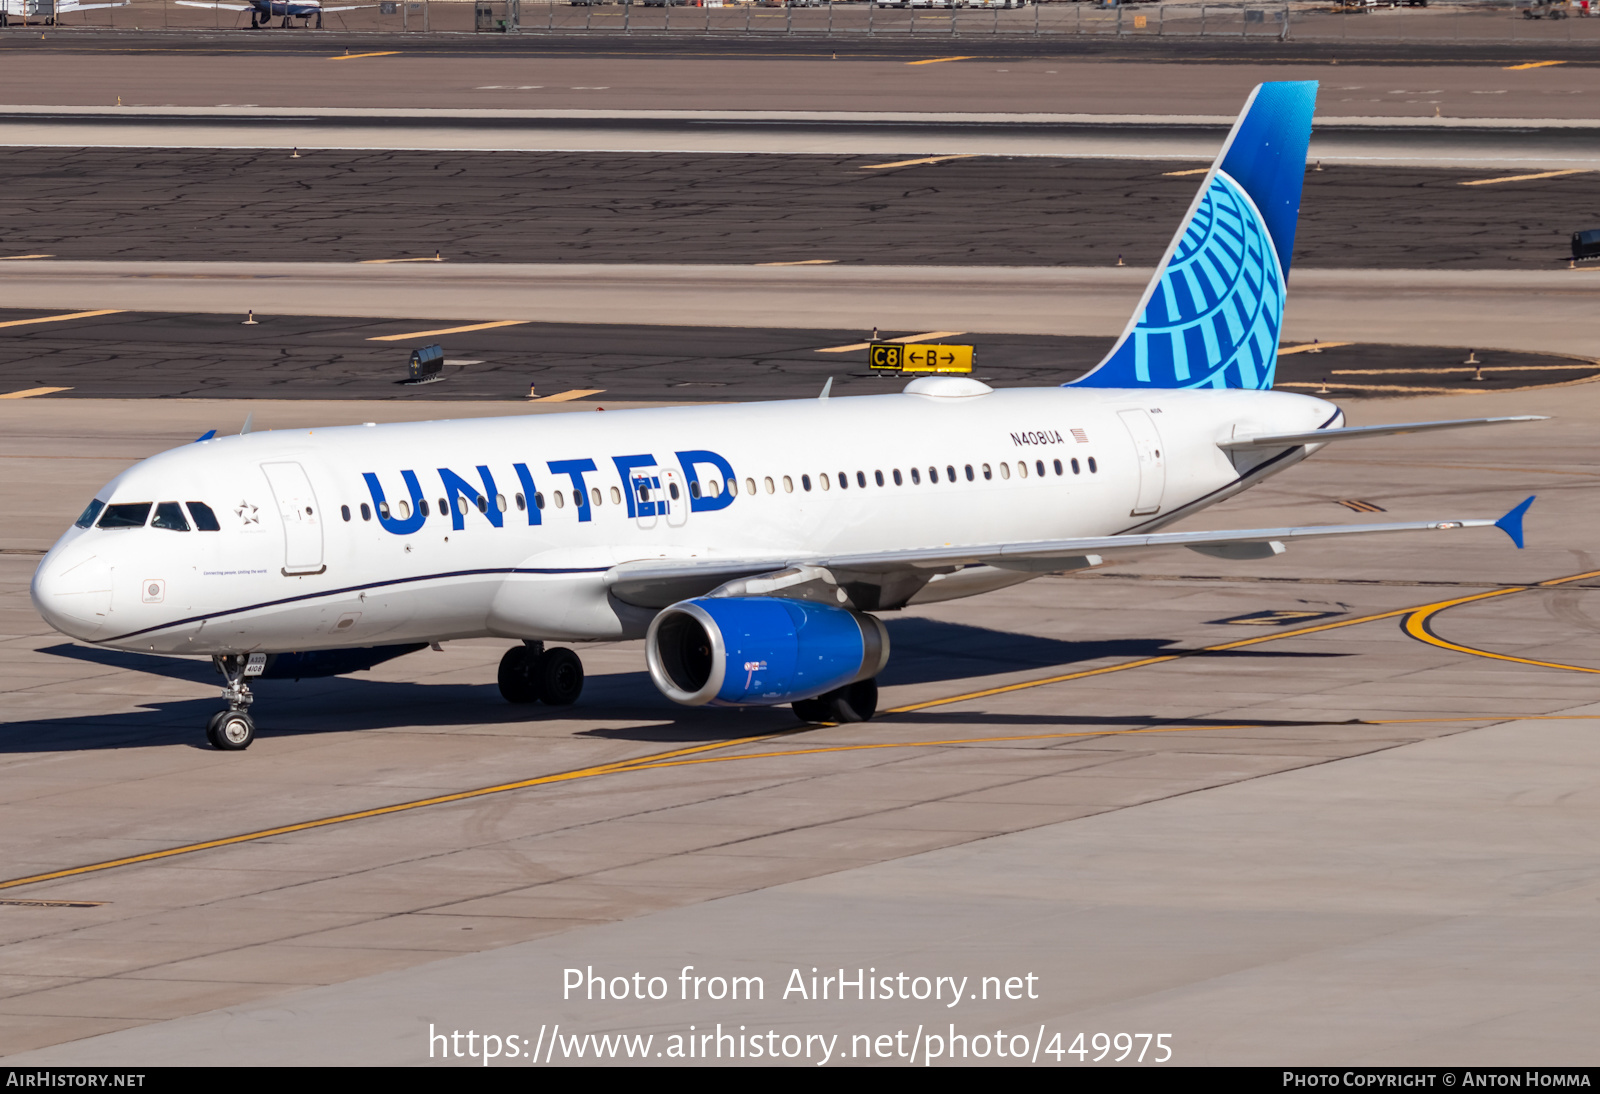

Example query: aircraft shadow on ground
[8,622,1346,752]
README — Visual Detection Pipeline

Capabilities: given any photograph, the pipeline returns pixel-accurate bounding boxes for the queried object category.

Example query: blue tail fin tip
[1070,80,1318,393]
[1494,495,1535,549]
[193,429,216,443]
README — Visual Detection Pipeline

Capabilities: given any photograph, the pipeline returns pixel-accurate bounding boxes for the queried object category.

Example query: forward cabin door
[1117,409,1167,516]
[261,461,325,574]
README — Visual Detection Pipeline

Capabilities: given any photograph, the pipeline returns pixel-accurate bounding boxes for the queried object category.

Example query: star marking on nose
[236,501,260,525]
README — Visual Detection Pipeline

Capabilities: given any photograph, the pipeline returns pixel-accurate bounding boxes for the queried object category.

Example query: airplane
[171,0,372,28]
[31,80,1544,752]
[0,0,129,27]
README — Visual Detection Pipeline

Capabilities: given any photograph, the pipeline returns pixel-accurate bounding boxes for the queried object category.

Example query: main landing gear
[498,641,585,707]
[207,654,258,751]
[793,678,878,725]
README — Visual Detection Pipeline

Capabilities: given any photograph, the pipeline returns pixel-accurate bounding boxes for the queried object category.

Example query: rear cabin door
[1117,409,1167,516]
[261,461,325,574]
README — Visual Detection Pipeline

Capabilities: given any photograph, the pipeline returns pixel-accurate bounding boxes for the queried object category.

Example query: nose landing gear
[207,654,259,750]
[498,641,585,707]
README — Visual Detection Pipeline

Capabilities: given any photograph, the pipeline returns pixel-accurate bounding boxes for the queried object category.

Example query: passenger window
[947,465,957,482]
[379,501,391,519]
[910,468,921,485]
[1017,462,1028,479]
[554,491,565,509]
[745,478,756,496]
[419,500,430,518]
[438,498,447,516]
[820,473,830,492]
[669,483,680,500]
[802,474,812,492]
[1089,457,1099,473]
[764,476,775,495]
[839,472,849,490]
[783,476,794,493]
[75,499,105,528]
[610,486,622,505]
[535,493,546,510]
[152,502,190,531]
[999,463,1010,480]
[856,471,866,488]
[1071,458,1081,475]
[497,494,508,512]
[708,479,720,497]
[1036,460,1046,477]
[397,500,411,520]
[875,470,884,487]
[359,502,372,522]
[893,469,903,486]
[690,481,702,500]
[964,464,974,482]
[515,493,526,511]
[98,502,152,528]
[929,467,939,484]
[982,464,992,480]
[476,495,489,513]
[591,488,602,508]
[1053,459,1063,476]
[340,505,351,522]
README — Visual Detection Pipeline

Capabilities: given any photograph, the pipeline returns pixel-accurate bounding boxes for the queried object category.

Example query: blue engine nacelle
[645,596,890,707]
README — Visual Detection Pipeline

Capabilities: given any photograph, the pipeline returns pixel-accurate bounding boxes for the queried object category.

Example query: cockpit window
[152,502,190,531]
[74,499,105,529]
[186,502,221,531]
[98,502,152,529]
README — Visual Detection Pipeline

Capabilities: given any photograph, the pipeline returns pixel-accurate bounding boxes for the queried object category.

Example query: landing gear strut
[793,678,878,724]
[498,641,585,707]
[207,654,258,750]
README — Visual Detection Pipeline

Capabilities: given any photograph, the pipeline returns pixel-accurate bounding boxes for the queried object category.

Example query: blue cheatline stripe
[101,566,613,644]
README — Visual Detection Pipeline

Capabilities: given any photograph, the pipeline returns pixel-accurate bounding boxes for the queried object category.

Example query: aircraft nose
[31,549,114,641]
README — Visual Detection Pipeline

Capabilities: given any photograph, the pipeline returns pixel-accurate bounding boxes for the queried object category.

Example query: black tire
[792,696,831,724]
[535,647,584,706]
[211,711,255,750]
[829,678,878,723]
[497,646,540,704]
[205,710,227,748]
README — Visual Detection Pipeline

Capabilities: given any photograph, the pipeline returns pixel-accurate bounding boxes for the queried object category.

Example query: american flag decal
[1071,429,1089,444]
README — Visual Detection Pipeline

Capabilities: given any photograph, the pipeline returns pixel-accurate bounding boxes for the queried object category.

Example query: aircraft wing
[606,497,1534,608]
[1221,415,1547,449]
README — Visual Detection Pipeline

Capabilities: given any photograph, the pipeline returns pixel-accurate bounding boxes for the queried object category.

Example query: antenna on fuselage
[239,413,254,436]
[819,377,833,400]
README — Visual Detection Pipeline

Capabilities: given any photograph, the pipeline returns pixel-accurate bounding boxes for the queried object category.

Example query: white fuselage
[31,383,1340,656]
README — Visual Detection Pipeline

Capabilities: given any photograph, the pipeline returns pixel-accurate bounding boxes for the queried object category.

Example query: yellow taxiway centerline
[817,330,966,353]
[1461,168,1588,187]
[0,309,122,330]
[367,320,526,342]
[861,154,975,170]
[10,571,1600,893]
[330,51,400,61]
[905,56,974,65]
[0,387,72,400]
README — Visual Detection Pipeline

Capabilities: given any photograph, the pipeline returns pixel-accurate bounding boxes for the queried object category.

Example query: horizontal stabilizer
[1220,415,1549,449]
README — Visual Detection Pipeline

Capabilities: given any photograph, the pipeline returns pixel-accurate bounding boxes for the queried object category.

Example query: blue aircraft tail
[1070,81,1318,392]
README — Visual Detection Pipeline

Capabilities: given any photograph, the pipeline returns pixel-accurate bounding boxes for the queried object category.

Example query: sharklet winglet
[1494,495,1536,549]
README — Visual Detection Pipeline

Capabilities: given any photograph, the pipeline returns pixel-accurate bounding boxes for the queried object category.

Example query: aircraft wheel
[828,678,878,723]
[210,711,255,751]
[535,647,584,707]
[791,696,831,724]
[497,645,540,704]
